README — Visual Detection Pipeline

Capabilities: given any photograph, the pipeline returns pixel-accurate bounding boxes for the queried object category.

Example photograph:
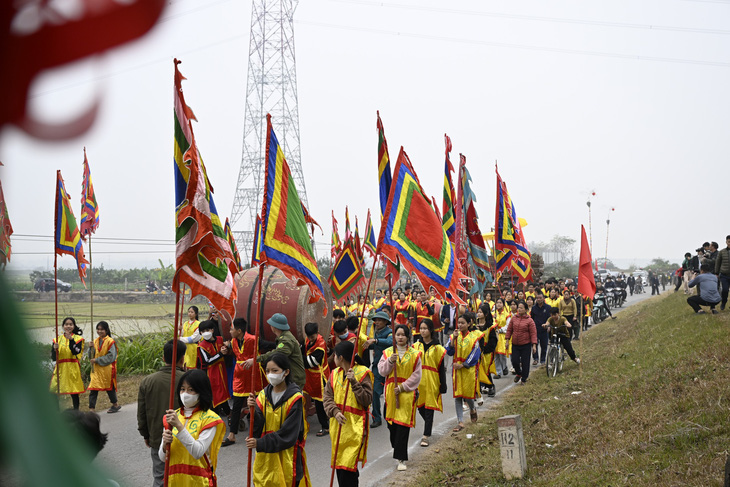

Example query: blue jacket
[369,326,392,376]
[530,303,551,337]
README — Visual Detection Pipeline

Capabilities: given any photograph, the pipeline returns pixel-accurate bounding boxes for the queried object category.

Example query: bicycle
[545,333,567,378]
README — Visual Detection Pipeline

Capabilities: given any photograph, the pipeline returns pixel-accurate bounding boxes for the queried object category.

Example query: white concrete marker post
[497,415,527,479]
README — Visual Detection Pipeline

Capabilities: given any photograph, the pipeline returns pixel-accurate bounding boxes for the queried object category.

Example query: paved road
[87,288,663,486]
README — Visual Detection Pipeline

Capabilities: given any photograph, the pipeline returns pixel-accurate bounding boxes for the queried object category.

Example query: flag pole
[54,172,60,396]
[329,255,379,487]
[89,235,94,343]
[247,264,265,487]
[578,296,583,379]
[163,284,183,487]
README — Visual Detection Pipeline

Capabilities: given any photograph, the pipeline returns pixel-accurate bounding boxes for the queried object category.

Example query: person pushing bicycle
[543,308,580,365]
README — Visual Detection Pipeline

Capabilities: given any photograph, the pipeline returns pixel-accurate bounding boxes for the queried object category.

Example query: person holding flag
[51,317,85,410]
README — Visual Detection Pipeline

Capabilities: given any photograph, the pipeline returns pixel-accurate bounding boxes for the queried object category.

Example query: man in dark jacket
[715,235,730,311]
[137,340,186,487]
[363,311,392,427]
[249,313,306,391]
[531,292,552,365]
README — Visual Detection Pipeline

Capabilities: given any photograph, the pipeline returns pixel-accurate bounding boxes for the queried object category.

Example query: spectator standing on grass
[505,301,537,385]
[708,242,719,271]
[137,340,185,487]
[687,263,722,314]
[50,316,85,410]
[87,321,121,414]
[715,235,730,311]
[689,248,703,283]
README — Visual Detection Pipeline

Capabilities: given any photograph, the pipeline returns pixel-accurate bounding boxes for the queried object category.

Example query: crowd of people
[51,273,662,486]
[678,237,730,314]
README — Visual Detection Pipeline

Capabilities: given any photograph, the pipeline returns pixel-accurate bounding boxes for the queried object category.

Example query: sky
[2,0,729,273]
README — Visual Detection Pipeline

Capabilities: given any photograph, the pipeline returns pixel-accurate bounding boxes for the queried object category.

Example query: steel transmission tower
[230,0,309,263]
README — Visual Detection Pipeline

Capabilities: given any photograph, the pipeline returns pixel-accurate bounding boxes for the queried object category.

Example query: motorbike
[592,292,609,324]
[146,282,159,293]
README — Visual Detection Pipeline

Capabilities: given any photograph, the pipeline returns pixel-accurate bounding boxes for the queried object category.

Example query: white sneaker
[462,403,469,411]
[477,397,484,406]
[575,358,581,365]
[397,460,407,471]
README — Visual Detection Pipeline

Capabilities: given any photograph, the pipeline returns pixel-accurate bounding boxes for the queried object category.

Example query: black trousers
[229,396,246,434]
[336,468,359,486]
[418,406,434,436]
[388,422,411,460]
[564,315,577,339]
[720,275,730,307]
[687,295,720,312]
[88,388,118,408]
[70,393,79,410]
[533,333,549,363]
[511,343,532,382]
[314,399,329,430]
[559,335,577,361]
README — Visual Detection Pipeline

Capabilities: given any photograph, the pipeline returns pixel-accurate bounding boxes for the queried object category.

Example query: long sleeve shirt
[158,407,216,461]
[377,349,422,392]
[87,342,117,366]
[322,369,373,417]
[505,314,537,346]
[445,333,481,367]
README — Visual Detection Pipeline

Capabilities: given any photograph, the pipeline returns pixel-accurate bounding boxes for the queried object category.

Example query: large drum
[226,266,332,344]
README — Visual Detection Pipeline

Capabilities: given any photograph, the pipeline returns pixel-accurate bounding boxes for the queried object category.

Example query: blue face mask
[339,333,349,340]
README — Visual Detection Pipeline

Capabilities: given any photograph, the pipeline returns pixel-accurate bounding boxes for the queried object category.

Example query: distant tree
[645,258,676,273]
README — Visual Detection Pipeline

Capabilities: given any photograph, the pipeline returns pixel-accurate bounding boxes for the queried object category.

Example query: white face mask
[180,392,199,408]
[201,331,213,340]
[267,372,286,386]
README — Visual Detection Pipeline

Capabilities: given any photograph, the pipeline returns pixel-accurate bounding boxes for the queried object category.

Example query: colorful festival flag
[55,171,89,284]
[344,206,352,241]
[459,154,493,293]
[377,147,467,304]
[251,215,262,266]
[354,216,363,265]
[494,166,531,275]
[578,225,597,298]
[259,114,325,305]
[328,238,366,301]
[442,134,456,241]
[79,148,99,239]
[376,111,393,219]
[331,211,341,259]
[0,178,13,266]
[301,202,322,237]
[224,218,242,273]
[172,60,237,318]
[363,209,377,257]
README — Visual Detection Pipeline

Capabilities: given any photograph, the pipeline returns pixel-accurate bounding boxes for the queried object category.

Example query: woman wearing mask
[160,369,225,486]
[246,353,311,487]
[180,306,201,369]
[378,324,422,471]
[197,320,230,416]
[323,340,373,486]
[87,321,121,413]
[50,317,85,410]
[413,319,446,447]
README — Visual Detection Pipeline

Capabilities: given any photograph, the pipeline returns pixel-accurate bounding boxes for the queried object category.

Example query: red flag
[578,225,596,298]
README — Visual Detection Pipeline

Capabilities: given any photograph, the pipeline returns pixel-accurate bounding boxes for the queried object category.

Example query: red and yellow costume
[182,319,201,368]
[494,308,512,356]
[451,330,483,400]
[50,334,85,395]
[393,299,411,326]
[87,335,117,392]
[413,341,446,412]
[303,335,329,401]
[197,337,230,407]
[166,408,225,487]
[231,332,266,397]
[383,347,422,427]
[329,365,373,471]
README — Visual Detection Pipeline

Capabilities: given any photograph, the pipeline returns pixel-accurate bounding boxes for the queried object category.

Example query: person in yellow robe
[323,340,373,486]
[413,319,446,447]
[246,353,311,487]
[493,298,511,378]
[476,304,497,398]
[87,321,121,413]
[160,369,225,487]
[180,306,201,369]
[446,312,482,431]
[50,316,85,410]
[377,324,422,471]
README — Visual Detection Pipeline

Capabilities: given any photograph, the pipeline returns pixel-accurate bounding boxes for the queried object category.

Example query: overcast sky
[2,0,729,273]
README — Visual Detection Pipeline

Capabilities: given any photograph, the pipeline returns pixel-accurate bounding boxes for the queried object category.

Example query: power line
[14,234,174,243]
[333,0,730,35]
[14,251,175,255]
[296,19,730,68]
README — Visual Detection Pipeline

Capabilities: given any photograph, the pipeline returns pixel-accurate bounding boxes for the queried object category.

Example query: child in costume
[413,318,446,447]
[50,316,85,410]
[87,321,121,413]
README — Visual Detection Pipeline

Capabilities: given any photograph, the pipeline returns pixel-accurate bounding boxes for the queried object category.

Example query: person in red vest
[197,320,231,417]
[303,322,331,437]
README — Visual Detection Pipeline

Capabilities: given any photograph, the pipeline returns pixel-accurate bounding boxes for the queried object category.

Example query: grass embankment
[19,302,178,328]
[403,293,730,487]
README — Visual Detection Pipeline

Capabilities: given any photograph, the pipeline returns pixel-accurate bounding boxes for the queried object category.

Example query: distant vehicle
[34,278,72,292]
